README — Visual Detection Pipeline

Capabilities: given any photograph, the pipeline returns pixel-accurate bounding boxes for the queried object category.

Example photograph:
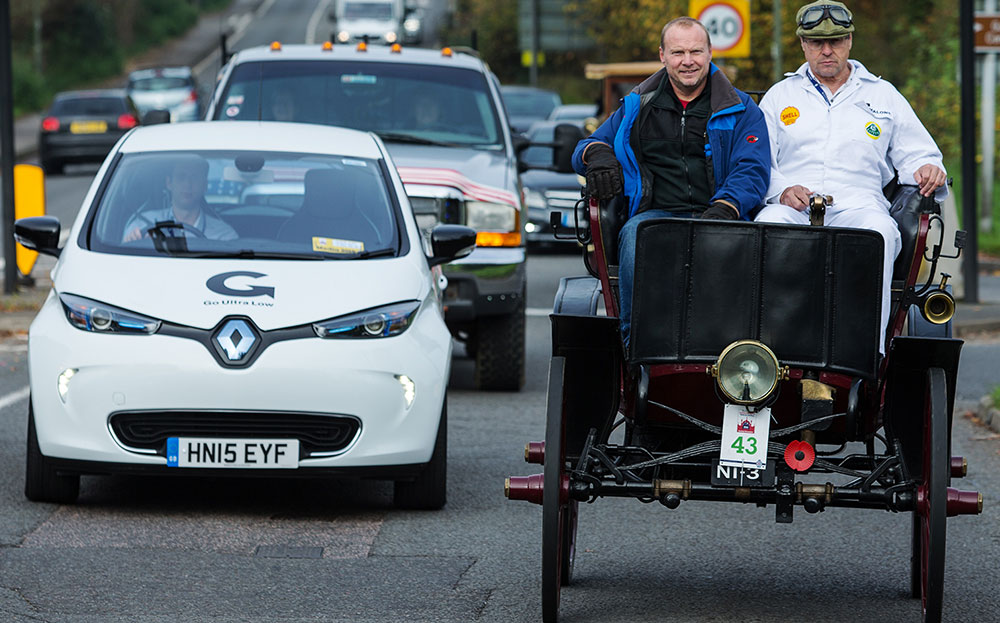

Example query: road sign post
[689,0,751,58]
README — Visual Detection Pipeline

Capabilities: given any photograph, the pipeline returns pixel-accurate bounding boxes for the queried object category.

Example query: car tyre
[40,157,62,176]
[393,400,447,510]
[25,400,80,504]
[473,292,526,391]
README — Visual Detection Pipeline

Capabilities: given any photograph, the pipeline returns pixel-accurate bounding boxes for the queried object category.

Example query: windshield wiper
[171,249,326,260]
[376,132,460,148]
[159,248,396,260]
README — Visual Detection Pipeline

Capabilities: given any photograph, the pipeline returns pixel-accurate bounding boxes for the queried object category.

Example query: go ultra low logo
[205,271,275,307]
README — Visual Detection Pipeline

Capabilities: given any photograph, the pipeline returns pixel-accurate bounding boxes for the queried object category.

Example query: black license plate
[710,459,775,487]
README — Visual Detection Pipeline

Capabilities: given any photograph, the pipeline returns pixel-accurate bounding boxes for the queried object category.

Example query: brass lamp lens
[717,341,779,404]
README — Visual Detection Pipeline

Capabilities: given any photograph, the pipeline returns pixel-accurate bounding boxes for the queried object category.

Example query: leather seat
[276,168,384,250]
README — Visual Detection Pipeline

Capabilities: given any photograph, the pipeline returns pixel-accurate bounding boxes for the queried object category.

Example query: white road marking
[527,307,551,317]
[0,386,30,411]
[306,0,336,44]
[192,0,277,77]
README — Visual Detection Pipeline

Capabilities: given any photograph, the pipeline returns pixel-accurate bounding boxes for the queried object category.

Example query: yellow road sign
[690,0,751,58]
[14,164,45,276]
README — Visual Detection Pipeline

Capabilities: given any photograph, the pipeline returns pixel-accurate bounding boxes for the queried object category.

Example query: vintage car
[505,126,983,623]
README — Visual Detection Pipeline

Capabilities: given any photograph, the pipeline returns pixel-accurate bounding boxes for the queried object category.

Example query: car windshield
[51,97,125,116]
[502,90,560,118]
[130,77,191,91]
[87,150,402,260]
[216,61,504,148]
[343,2,393,19]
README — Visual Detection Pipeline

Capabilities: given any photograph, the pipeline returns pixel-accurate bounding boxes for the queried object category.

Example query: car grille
[109,411,361,458]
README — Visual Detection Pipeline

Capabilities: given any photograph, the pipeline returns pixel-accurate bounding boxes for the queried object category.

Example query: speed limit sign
[689,0,751,58]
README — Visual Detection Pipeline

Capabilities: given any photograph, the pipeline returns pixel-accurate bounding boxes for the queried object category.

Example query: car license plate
[166,437,299,468]
[718,404,771,469]
[710,459,775,487]
[69,120,108,134]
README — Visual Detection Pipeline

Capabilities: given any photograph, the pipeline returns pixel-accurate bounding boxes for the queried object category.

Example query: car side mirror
[553,123,584,174]
[428,225,477,266]
[15,215,61,258]
[142,109,171,125]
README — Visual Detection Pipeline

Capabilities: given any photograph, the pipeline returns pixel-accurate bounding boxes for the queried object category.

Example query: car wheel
[40,157,62,175]
[393,400,447,510]
[473,292,526,391]
[25,399,80,504]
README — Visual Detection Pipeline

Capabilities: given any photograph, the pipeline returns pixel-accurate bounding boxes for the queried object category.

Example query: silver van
[205,42,527,390]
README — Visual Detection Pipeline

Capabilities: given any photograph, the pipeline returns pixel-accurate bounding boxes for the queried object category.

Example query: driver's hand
[913,164,946,197]
[123,227,146,242]
[779,185,813,210]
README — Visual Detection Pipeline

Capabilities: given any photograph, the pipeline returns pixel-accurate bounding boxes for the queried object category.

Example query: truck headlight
[337,30,350,43]
[711,340,781,405]
[466,201,516,231]
[59,293,161,334]
[384,31,397,43]
[313,300,421,338]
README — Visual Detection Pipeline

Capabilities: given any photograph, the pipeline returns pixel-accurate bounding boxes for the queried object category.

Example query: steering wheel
[145,220,206,239]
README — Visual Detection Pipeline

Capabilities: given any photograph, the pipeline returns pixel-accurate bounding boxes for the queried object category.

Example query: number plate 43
[719,404,771,469]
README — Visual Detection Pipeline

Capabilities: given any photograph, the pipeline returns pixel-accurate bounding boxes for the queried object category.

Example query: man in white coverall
[755,0,947,353]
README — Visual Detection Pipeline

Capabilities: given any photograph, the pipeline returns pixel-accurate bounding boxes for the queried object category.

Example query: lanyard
[805,70,831,106]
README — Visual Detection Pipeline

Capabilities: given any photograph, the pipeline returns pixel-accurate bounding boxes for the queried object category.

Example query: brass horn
[921,289,955,325]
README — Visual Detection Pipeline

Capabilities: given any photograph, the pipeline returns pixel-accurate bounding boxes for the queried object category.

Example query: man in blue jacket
[573,16,770,344]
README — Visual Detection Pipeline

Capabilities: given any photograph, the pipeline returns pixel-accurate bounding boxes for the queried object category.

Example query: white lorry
[330,0,405,45]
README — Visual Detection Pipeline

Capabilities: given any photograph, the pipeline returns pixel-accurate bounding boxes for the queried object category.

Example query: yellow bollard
[13,164,46,278]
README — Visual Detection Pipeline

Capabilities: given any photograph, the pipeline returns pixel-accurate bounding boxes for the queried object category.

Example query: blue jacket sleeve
[571,105,626,176]
[712,95,771,219]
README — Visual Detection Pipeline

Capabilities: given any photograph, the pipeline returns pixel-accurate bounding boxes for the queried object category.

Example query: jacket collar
[631,63,742,115]
[787,59,879,83]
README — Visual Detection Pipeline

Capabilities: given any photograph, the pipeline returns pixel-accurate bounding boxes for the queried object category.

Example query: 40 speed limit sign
[689,0,751,58]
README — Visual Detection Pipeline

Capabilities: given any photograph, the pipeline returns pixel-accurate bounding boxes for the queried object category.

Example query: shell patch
[780,106,800,126]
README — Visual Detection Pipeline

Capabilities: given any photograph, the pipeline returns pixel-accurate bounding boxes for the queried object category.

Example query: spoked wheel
[560,499,578,585]
[542,356,571,623]
[910,367,949,623]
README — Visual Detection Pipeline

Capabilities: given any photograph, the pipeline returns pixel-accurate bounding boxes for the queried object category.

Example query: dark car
[39,89,140,174]
[500,85,562,134]
[520,121,584,247]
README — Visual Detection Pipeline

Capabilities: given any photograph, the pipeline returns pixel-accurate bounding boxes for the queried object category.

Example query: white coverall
[756,60,947,353]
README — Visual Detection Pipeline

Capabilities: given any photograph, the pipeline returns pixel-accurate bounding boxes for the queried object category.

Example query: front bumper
[28,295,450,471]
[441,246,526,323]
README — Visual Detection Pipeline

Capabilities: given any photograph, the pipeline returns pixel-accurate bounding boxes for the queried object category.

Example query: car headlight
[313,300,421,338]
[711,340,782,405]
[466,201,516,231]
[59,293,162,334]
[523,189,547,211]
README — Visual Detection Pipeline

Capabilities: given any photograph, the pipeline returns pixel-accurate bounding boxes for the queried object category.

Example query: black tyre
[393,400,447,510]
[910,367,948,623]
[474,295,526,391]
[40,157,62,176]
[542,357,568,622]
[25,400,80,504]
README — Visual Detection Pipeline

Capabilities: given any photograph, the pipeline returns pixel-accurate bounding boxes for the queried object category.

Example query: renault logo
[214,319,258,361]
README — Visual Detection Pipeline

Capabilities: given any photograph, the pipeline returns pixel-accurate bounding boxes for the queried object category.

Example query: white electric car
[15,121,476,509]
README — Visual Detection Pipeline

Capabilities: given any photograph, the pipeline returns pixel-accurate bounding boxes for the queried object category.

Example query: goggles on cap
[798,4,853,30]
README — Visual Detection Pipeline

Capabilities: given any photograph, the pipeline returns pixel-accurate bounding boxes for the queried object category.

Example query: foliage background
[9,0,229,117]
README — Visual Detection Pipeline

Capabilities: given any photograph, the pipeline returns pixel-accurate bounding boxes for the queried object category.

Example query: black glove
[701,201,739,220]
[584,143,623,201]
